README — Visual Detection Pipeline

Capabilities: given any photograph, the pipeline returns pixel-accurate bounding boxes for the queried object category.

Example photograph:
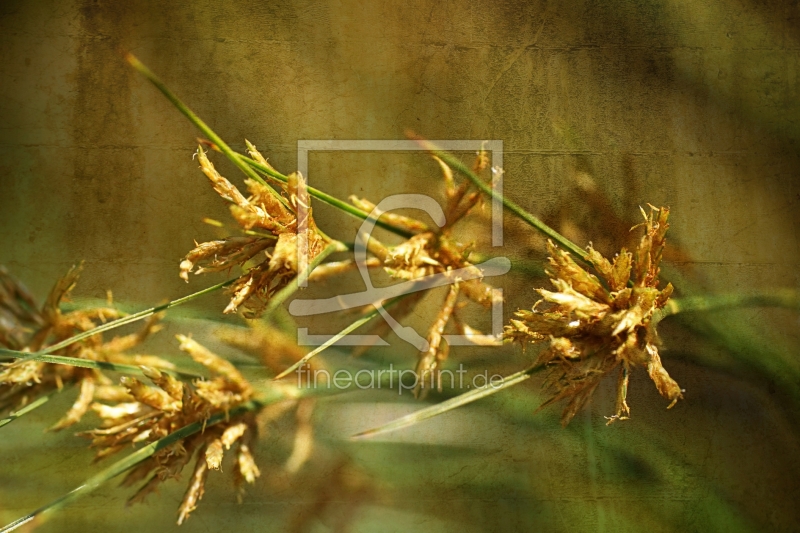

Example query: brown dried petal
[538,279,609,319]
[646,345,683,408]
[607,366,630,425]
[245,140,277,173]
[545,241,609,304]
[656,282,674,308]
[100,314,162,354]
[224,274,256,314]
[269,233,299,274]
[586,245,615,288]
[244,178,291,221]
[196,148,250,209]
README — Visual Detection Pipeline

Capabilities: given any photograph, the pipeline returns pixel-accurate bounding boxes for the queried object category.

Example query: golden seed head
[504,206,680,425]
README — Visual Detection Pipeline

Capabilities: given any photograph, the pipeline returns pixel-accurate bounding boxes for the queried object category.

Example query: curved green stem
[237,153,415,238]
[413,137,588,262]
[0,387,66,429]
[273,295,410,380]
[126,53,414,240]
[125,54,281,201]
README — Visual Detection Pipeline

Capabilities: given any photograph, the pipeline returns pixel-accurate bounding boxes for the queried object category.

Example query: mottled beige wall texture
[1,0,800,532]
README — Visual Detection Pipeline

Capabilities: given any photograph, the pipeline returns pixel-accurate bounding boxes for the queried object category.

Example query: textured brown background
[1,1,800,532]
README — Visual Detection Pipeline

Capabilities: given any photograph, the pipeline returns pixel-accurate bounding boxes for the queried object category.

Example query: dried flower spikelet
[117,355,176,370]
[120,376,180,412]
[229,181,289,233]
[544,241,609,304]
[221,422,248,449]
[93,385,134,403]
[91,401,143,420]
[196,147,250,208]
[180,237,272,282]
[50,377,95,431]
[350,196,429,234]
[225,276,255,315]
[474,142,490,174]
[176,335,251,394]
[177,455,209,525]
[454,321,497,346]
[431,155,480,225]
[186,147,329,317]
[415,284,459,397]
[0,359,43,385]
[245,139,277,173]
[237,443,261,485]
[383,233,440,280]
[504,206,680,425]
[41,262,83,325]
[432,156,455,198]
[141,366,184,402]
[646,345,683,408]
[344,158,499,382]
[608,367,631,425]
[205,439,224,470]
[269,233,300,274]
[1,265,164,425]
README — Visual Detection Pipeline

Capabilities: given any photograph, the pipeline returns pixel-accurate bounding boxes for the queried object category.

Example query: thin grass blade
[1,278,235,367]
[0,388,66,429]
[351,364,543,440]
[125,54,284,204]
[1,353,200,379]
[273,297,409,380]
[410,135,588,261]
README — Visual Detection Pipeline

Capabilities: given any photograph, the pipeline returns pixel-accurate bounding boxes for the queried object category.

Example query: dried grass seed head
[182,146,327,318]
[504,205,681,425]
